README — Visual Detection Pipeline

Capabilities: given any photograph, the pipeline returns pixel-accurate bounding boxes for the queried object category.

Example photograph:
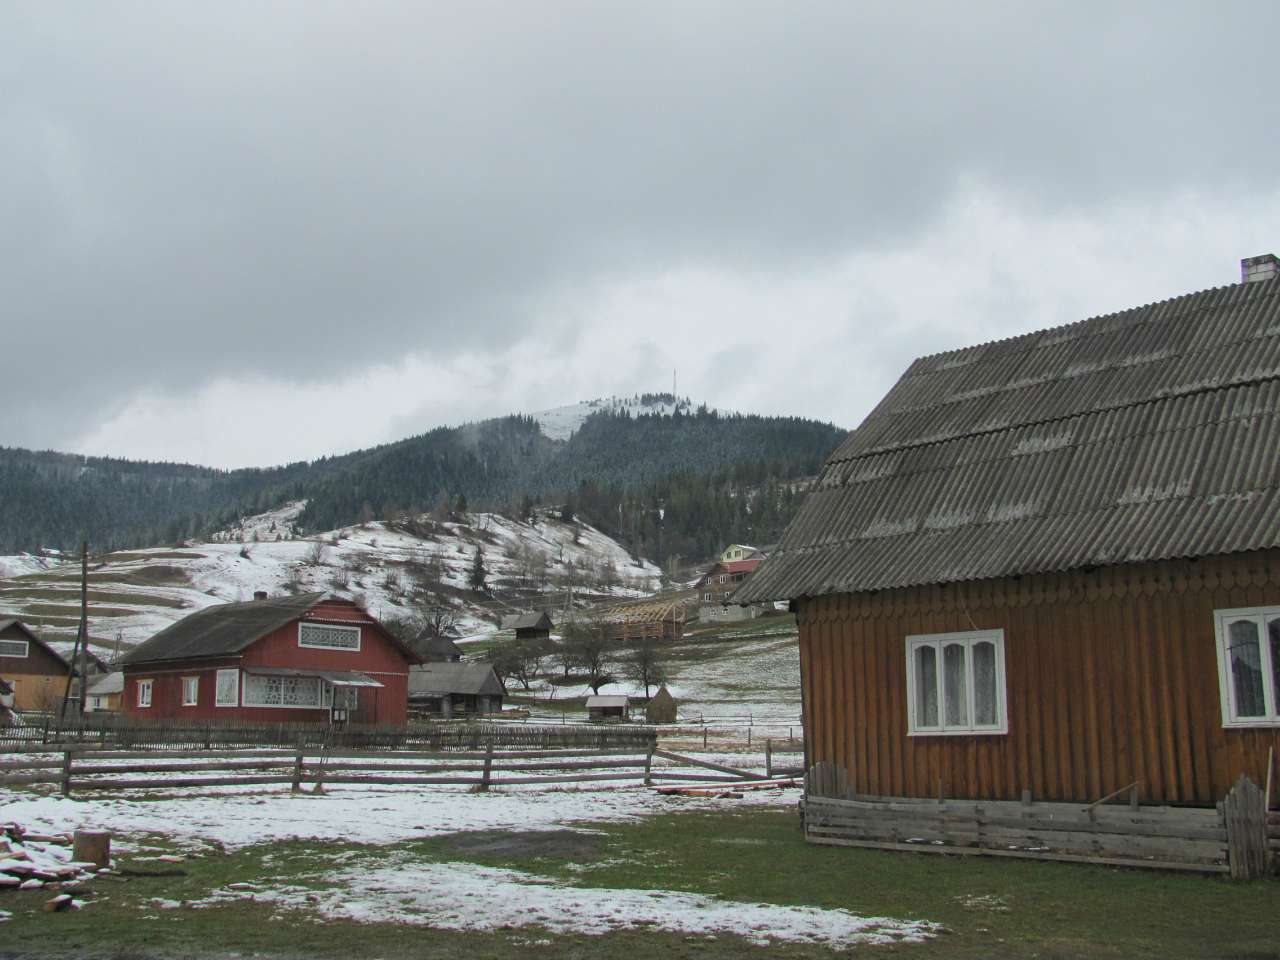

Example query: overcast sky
[4,2,1279,468]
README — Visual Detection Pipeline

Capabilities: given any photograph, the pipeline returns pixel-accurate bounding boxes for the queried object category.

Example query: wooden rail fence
[0,745,777,795]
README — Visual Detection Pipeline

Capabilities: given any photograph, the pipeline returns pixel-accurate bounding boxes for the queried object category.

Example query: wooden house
[414,630,463,662]
[119,593,419,725]
[0,619,81,712]
[407,662,505,717]
[720,544,765,563]
[86,671,124,712]
[736,257,1280,871]
[694,559,764,622]
[501,611,554,644]
[586,694,630,721]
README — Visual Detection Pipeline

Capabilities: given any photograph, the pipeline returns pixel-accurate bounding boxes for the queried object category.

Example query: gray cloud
[3,1,1278,455]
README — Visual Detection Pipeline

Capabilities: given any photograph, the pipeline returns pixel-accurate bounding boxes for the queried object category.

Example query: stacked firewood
[0,822,110,914]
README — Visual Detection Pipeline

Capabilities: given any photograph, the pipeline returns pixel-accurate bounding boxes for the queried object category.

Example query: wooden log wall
[797,549,1280,806]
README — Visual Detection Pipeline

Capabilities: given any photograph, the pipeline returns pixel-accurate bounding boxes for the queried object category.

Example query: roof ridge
[904,275,1276,368]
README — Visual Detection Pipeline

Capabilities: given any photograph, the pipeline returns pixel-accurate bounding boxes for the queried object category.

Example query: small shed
[86,671,124,712]
[501,611,554,643]
[586,694,630,721]
[408,662,506,717]
[645,685,677,724]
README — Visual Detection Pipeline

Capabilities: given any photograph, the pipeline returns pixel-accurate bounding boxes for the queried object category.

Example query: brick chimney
[1240,254,1280,284]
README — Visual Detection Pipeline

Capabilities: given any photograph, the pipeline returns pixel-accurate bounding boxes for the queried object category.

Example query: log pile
[0,822,111,915]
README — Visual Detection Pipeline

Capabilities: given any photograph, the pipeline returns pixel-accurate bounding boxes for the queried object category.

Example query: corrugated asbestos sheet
[736,276,1280,602]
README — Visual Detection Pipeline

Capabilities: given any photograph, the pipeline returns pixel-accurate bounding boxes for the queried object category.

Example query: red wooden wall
[797,549,1280,806]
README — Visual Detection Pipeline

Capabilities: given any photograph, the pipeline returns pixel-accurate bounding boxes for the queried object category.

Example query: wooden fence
[0,714,656,753]
[0,744,776,795]
[803,770,1276,878]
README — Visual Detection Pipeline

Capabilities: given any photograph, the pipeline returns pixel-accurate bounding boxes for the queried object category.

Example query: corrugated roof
[737,274,1280,602]
[87,671,124,695]
[586,695,629,708]
[121,593,327,665]
[407,662,506,697]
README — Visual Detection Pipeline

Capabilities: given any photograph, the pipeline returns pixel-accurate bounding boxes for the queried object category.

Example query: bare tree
[623,640,669,699]
[305,541,329,566]
[562,617,616,694]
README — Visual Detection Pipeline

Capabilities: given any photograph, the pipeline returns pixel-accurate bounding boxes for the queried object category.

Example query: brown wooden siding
[796,549,1280,806]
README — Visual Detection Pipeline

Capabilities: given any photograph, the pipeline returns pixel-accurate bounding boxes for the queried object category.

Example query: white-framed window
[1213,606,1280,727]
[216,669,239,707]
[243,674,324,708]
[702,592,713,602]
[719,574,728,583]
[0,639,29,658]
[298,622,361,651]
[136,679,153,708]
[905,630,1007,736]
[182,676,199,706]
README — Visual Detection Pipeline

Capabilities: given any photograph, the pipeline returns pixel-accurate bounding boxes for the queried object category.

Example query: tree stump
[72,830,111,870]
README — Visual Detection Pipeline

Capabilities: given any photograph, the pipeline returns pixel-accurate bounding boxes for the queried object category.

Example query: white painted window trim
[1213,605,1280,728]
[0,639,29,658]
[298,621,362,652]
[136,678,153,708]
[905,629,1008,736]
[181,676,199,707]
[215,668,239,708]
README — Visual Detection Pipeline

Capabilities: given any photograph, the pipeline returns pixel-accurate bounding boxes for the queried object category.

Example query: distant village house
[120,593,419,725]
[408,662,505,717]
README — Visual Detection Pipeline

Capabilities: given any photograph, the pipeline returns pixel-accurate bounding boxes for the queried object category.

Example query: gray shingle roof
[501,611,553,631]
[408,662,505,697]
[737,275,1280,602]
[120,593,327,665]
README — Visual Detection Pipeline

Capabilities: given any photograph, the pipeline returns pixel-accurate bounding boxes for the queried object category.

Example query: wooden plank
[68,749,295,761]
[74,760,295,775]
[0,772,62,786]
[653,751,754,779]
[805,834,1231,874]
[70,775,293,790]
[300,775,485,786]
[0,758,63,771]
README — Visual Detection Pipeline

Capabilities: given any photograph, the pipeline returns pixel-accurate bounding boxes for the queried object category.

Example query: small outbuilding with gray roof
[120,594,420,725]
[408,661,505,717]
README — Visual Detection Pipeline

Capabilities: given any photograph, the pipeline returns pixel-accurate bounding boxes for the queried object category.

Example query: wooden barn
[120,593,420,726]
[501,611,554,643]
[407,662,505,717]
[736,257,1280,873]
[598,599,685,643]
[586,694,630,721]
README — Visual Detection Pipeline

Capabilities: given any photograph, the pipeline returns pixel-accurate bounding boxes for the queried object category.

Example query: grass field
[3,807,1276,958]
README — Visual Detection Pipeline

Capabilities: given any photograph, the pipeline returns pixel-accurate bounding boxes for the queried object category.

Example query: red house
[120,593,420,725]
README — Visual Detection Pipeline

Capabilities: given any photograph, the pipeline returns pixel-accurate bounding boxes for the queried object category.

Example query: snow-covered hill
[531,395,698,441]
[0,506,661,659]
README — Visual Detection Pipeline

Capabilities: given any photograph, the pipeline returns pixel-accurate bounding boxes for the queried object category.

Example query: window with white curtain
[298,623,361,651]
[1214,606,1280,727]
[182,676,199,706]
[906,630,1007,735]
[215,669,239,707]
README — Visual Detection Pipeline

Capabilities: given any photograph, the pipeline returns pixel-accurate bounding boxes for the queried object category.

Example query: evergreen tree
[468,547,488,594]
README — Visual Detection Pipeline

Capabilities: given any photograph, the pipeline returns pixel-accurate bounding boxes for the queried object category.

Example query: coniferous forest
[0,405,844,567]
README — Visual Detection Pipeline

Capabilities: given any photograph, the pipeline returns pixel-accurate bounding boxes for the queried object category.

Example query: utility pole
[78,542,89,716]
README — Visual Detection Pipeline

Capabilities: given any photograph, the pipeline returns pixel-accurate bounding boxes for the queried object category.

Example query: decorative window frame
[298,622,361,652]
[0,639,29,658]
[1213,605,1280,728]
[905,629,1008,737]
[242,673,325,709]
[136,678,153,708]
[215,668,239,708]
[181,676,199,706]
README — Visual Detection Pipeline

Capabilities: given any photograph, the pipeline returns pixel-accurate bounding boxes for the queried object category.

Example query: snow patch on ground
[250,853,934,948]
[0,784,798,851]
[531,395,699,441]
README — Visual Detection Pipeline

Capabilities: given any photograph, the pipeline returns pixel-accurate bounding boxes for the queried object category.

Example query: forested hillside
[0,404,844,566]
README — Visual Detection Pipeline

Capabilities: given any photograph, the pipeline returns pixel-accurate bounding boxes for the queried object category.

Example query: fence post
[291,743,304,794]
[61,750,72,797]
[766,740,773,779]
[643,747,654,786]
[480,742,494,792]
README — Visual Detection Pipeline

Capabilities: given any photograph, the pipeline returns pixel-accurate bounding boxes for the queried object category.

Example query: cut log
[43,894,74,912]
